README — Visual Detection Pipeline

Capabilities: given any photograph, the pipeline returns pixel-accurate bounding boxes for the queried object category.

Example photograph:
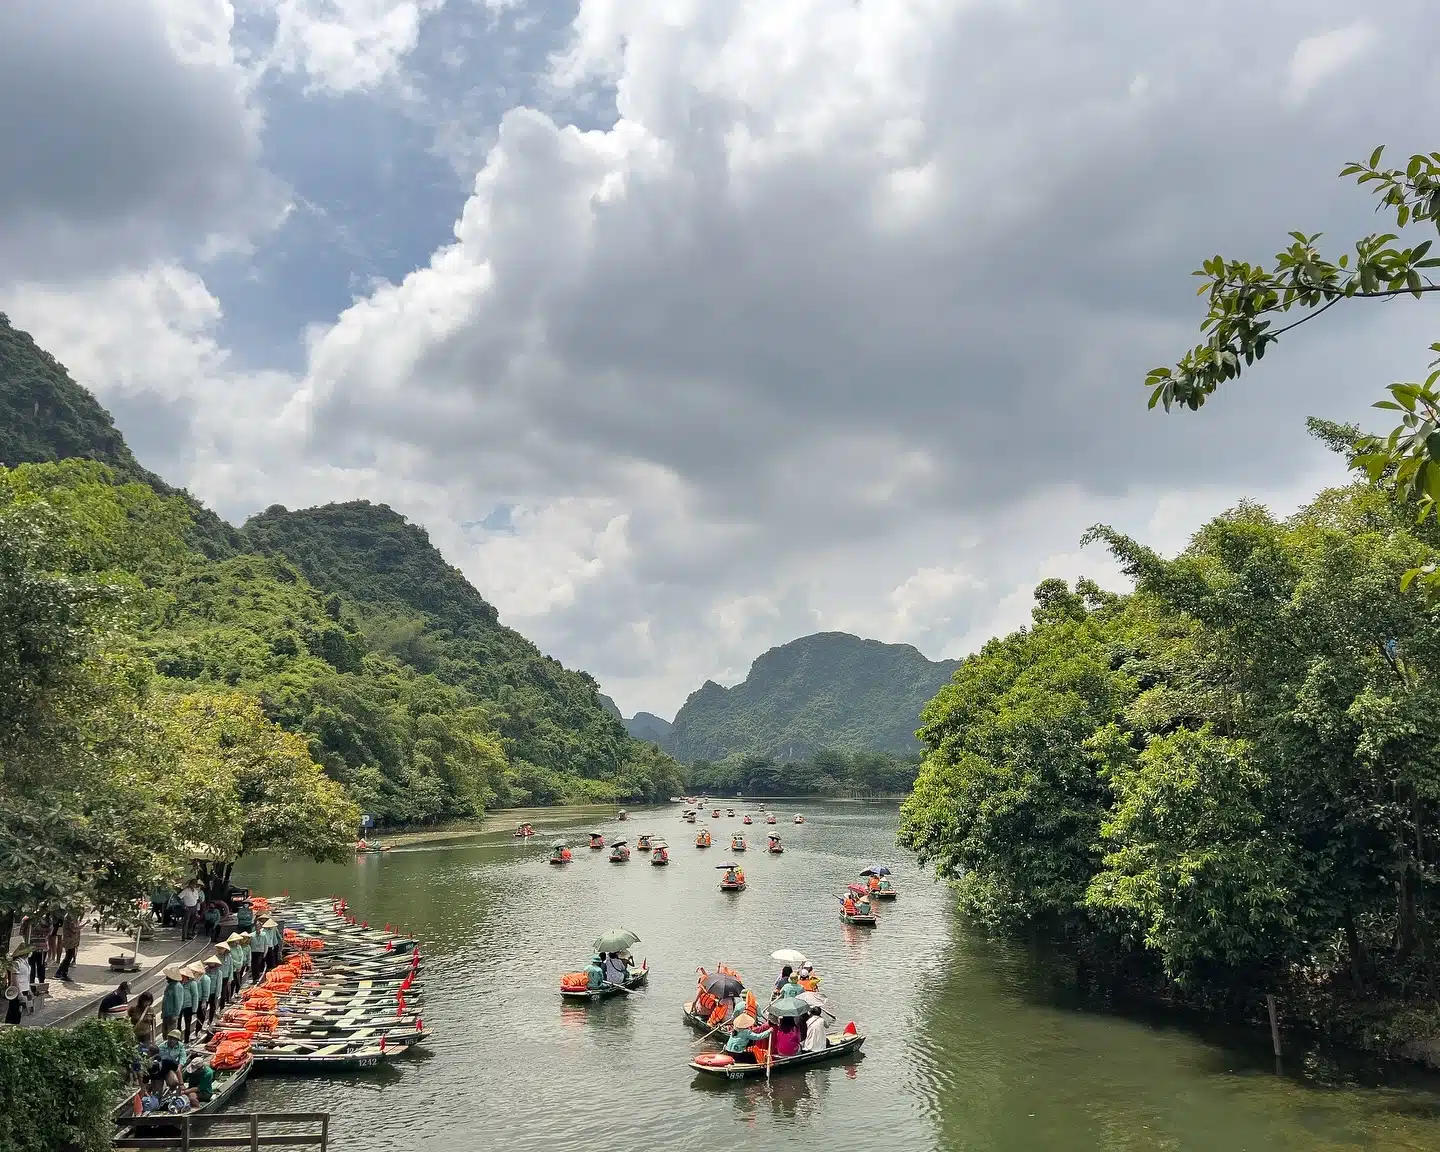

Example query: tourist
[98,980,131,1017]
[772,964,794,998]
[9,945,33,1012]
[178,880,203,942]
[773,1015,802,1058]
[156,1030,187,1079]
[55,910,82,982]
[584,954,606,991]
[161,966,186,1036]
[797,962,820,992]
[804,1006,828,1053]
[130,992,157,1046]
[842,893,858,916]
[777,971,804,999]
[722,1012,773,1063]
[602,951,629,987]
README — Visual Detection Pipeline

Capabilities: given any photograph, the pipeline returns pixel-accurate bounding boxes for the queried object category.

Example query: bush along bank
[900,470,1440,1067]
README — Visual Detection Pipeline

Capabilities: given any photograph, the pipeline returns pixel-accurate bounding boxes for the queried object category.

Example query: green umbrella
[593,928,640,953]
[766,996,809,1021]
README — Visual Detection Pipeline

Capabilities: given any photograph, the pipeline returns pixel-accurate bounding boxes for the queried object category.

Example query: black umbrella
[714,862,740,869]
[702,972,744,999]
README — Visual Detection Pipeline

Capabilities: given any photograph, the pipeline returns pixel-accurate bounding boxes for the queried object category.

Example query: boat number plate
[358,1058,378,1067]
[727,1070,745,1080]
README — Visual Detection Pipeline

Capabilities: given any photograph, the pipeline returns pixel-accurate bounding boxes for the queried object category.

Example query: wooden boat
[589,833,606,849]
[616,810,628,821]
[354,842,390,852]
[872,887,898,901]
[514,823,536,838]
[742,815,753,825]
[113,1058,253,1128]
[767,838,783,854]
[549,848,573,864]
[689,1032,865,1079]
[765,815,777,824]
[730,836,747,852]
[793,814,805,824]
[559,967,649,1002]
[711,809,722,818]
[695,830,712,848]
[248,1036,418,1070]
[684,811,697,823]
[636,834,653,851]
[609,840,631,862]
[726,809,736,817]
[719,869,746,892]
[651,846,670,865]
[840,910,877,926]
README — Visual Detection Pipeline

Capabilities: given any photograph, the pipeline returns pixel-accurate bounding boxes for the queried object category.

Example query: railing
[113,1112,329,1150]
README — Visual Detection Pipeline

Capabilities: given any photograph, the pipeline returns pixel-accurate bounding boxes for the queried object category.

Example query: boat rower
[854,893,873,917]
[584,955,607,991]
[722,1012,773,1063]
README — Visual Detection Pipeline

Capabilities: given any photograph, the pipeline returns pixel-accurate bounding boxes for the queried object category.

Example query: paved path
[20,921,214,1029]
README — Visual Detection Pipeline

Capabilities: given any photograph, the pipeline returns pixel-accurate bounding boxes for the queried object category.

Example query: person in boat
[183,1056,216,1107]
[722,866,741,885]
[804,1005,829,1052]
[797,962,820,992]
[772,965,794,998]
[867,874,881,894]
[603,951,630,987]
[877,875,894,893]
[773,1015,802,1058]
[723,1012,773,1063]
[157,1030,187,1079]
[777,972,804,1000]
[842,894,858,916]
[584,955,607,991]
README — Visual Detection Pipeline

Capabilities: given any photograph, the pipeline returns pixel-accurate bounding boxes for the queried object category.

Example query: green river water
[235,801,1440,1150]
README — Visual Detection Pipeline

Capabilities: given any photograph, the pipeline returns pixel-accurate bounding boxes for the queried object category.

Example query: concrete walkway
[21,920,214,1029]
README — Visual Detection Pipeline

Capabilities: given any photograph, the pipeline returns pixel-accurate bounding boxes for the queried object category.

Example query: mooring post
[250,1114,260,1152]
[1266,992,1282,1069]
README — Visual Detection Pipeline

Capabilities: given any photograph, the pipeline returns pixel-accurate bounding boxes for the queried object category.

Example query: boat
[872,887,898,900]
[651,843,670,865]
[113,1057,253,1130]
[765,815,777,825]
[617,810,628,821]
[726,809,736,817]
[767,836,783,854]
[861,866,897,899]
[711,809,722,819]
[793,814,805,824]
[636,834,653,851]
[683,811,698,823]
[354,841,390,852]
[840,908,877,927]
[549,842,573,865]
[609,840,631,862]
[730,835,747,852]
[695,830,712,848]
[589,832,606,849]
[690,1032,865,1078]
[558,964,649,1002]
[742,815,753,825]
[248,1036,417,1070]
[514,823,536,838]
[718,864,746,892]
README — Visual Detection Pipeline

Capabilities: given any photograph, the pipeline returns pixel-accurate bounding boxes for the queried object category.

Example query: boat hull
[690,1034,865,1079]
[559,971,648,1002]
[840,913,877,926]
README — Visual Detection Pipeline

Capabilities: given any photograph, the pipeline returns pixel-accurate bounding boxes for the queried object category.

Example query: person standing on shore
[214,943,233,1007]
[202,956,222,1023]
[179,967,200,1040]
[160,966,186,1037]
[55,911,82,982]
[178,880,202,942]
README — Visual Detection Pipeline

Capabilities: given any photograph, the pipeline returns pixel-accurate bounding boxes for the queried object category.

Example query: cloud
[0,0,268,282]
[264,0,447,93]
[1288,23,1379,102]
[5,0,1435,718]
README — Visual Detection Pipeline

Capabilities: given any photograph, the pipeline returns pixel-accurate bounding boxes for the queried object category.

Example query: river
[235,801,1440,1150]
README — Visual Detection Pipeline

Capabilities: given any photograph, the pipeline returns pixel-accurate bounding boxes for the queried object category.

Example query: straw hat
[237,932,251,942]
[203,956,221,968]
[185,965,203,978]
[214,942,230,953]
[732,1012,756,1030]
[262,919,278,929]
[163,966,183,980]
[225,933,243,944]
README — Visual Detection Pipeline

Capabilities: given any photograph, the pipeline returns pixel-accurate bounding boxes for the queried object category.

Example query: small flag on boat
[416,1017,423,1031]
[379,1035,386,1053]
[843,1021,857,1036]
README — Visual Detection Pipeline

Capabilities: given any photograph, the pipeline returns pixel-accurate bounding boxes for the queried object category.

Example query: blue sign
[361,814,374,829]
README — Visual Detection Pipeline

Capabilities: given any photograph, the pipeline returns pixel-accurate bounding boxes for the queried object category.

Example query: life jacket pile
[560,972,590,991]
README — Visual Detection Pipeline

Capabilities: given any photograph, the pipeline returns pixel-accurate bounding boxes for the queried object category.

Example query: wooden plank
[114,1139,325,1149]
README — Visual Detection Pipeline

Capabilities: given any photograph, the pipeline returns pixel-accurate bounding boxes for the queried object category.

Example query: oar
[602,982,634,995]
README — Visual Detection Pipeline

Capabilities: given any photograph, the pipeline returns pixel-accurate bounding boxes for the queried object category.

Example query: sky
[3,0,1436,718]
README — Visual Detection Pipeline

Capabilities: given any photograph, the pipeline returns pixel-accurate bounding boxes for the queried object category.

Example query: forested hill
[624,712,673,746]
[668,631,961,762]
[240,502,648,792]
[0,314,680,822]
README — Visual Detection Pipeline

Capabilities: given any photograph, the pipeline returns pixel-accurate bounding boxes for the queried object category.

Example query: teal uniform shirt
[724,1026,771,1054]
[236,906,255,931]
[584,962,605,990]
[161,979,186,1019]
[157,1038,186,1066]
[198,971,213,1002]
[184,979,200,1012]
[219,953,233,982]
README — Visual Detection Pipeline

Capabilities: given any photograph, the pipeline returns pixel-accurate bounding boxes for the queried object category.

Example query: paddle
[602,982,633,995]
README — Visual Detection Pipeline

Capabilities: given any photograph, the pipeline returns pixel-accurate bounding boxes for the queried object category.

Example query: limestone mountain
[667,631,960,762]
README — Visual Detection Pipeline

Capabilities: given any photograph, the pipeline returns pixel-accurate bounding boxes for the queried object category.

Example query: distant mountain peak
[667,631,960,763]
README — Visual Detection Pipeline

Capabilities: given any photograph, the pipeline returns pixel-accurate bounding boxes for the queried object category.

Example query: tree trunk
[0,912,11,956]
[1344,903,1367,990]
[1397,867,1418,962]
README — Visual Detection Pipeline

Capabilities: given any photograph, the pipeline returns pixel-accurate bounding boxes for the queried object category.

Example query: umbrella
[766,996,809,1021]
[797,990,828,1012]
[848,883,870,895]
[593,928,640,953]
[552,840,567,849]
[861,865,892,877]
[610,839,628,846]
[702,972,744,999]
[771,948,808,966]
[714,862,740,869]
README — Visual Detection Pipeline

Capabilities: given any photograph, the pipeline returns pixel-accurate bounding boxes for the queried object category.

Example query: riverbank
[378,803,625,847]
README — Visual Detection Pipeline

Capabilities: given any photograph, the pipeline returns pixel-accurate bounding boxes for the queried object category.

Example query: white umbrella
[771,948,808,966]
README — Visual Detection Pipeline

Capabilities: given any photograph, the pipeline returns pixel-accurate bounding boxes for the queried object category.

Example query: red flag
[379,1035,386,1053]
[415,1017,423,1031]
[843,1021,857,1036]
[386,940,393,952]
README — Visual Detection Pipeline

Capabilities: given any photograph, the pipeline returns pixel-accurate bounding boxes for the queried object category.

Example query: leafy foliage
[240,501,681,803]
[669,632,961,763]
[902,479,1440,1021]
[686,748,919,797]
[0,1020,132,1152]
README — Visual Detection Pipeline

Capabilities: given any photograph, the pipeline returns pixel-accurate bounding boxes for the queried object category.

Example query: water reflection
[236,802,1440,1152]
